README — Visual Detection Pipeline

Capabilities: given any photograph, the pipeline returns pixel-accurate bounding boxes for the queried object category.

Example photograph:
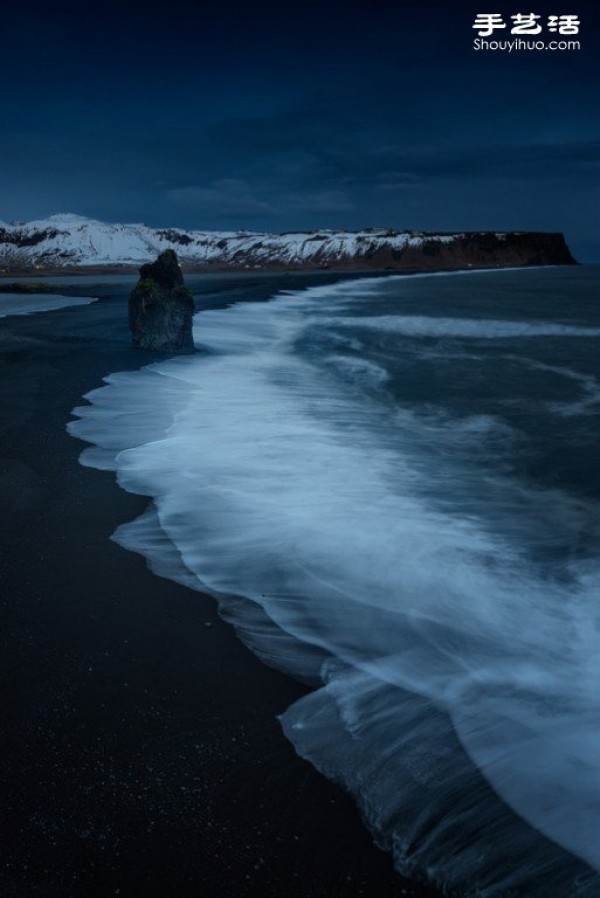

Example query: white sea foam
[522,359,600,417]
[68,273,600,895]
[332,314,600,339]
[0,293,97,318]
[324,354,390,388]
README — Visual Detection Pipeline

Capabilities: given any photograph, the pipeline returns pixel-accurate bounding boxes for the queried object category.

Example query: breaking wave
[0,293,96,318]
[68,271,600,896]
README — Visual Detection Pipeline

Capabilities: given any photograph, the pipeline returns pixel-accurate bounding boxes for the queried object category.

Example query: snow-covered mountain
[0,213,575,271]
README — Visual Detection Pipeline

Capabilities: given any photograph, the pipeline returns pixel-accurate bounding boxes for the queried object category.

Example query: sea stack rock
[128,249,195,353]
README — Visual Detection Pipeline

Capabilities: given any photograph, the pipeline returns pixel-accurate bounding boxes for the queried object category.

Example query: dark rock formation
[128,250,195,353]
[0,282,65,294]
[0,226,60,248]
[391,231,577,272]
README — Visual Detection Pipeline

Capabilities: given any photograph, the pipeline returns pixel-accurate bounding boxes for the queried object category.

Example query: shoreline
[0,259,575,280]
[0,281,440,897]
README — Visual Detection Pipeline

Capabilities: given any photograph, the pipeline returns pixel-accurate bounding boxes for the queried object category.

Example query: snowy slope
[0,214,572,271]
[0,213,466,269]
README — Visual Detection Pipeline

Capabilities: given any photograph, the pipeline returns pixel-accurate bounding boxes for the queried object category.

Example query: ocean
[69,265,600,896]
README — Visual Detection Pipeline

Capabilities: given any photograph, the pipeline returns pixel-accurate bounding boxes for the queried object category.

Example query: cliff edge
[0,216,577,273]
[392,232,575,272]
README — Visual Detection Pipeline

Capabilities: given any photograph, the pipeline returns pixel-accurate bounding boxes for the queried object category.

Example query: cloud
[375,172,425,191]
[350,139,600,183]
[166,179,277,218]
[166,178,357,220]
[285,189,356,213]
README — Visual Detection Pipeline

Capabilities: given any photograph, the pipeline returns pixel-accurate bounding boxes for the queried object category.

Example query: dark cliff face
[0,219,577,273]
[128,250,195,353]
[0,226,61,248]
[304,231,576,273]
[390,232,576,272]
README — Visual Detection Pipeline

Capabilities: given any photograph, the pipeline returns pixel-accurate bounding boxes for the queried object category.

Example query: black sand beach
[0,279,439,898]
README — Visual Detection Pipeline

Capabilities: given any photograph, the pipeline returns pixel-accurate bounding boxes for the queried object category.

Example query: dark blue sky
[1,0,598,257]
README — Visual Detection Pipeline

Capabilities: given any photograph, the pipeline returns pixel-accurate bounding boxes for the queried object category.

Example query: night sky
[2,0,598,258]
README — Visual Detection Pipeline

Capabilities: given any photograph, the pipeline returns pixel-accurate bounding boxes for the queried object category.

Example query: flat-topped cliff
[0,214,576,273]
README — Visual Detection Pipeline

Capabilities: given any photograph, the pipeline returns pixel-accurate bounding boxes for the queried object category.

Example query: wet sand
[0,278,439,898]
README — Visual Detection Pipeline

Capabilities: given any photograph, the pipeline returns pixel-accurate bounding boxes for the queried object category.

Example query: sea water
[0,293,96,317]
[69,266,600,896]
